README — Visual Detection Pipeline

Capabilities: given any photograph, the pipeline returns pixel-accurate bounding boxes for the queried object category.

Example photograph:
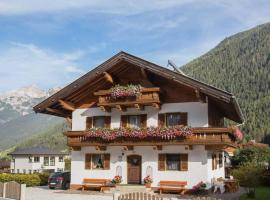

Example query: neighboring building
[0,160,11,173]
[33,52,244,189]
[9,147,69,174]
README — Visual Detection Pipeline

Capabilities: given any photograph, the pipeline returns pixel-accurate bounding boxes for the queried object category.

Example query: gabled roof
[33,51,244,123]
[9,147,68,156]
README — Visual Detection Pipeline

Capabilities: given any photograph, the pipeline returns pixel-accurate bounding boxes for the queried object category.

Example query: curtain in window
[166,113,181,127]
[94,117,105,128]
[129,115,141,128]
[166,154,180,170]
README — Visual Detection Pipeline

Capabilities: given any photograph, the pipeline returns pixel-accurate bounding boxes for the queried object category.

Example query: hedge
[35,172,50,186]
[0,173,41,187]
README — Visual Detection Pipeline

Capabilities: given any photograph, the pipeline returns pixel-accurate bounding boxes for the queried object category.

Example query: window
[59,156,64,162]
[28,157,32,163]
[44,157,49,166]
[29,170,32,174]
[121,114,147,128]
[166,154,180,170]
[17,169,20,173]
[158,113,188,127]
[218,153,223,168]
[57,168,63,172]
[50,157,55,166]
[129,115,141,128]
[86,116,111,129]
[34,157,40,163]
[158,154,188,171]
[93,116,105,128]
[85,154,110,170]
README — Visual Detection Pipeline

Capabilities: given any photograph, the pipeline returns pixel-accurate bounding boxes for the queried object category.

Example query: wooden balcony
[94,87,160,111]
[64,127,237,150]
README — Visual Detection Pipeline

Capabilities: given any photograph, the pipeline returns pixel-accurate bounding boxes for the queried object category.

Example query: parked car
[48,171,70,190]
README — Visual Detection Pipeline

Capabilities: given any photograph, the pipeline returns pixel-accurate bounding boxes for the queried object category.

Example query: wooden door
[127,155,141,184]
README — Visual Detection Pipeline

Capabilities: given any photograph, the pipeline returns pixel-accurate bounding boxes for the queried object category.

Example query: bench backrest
[83,179,108,185]
[160,181,187,187]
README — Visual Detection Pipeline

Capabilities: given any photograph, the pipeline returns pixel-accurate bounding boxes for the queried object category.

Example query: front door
[127,155,141,184]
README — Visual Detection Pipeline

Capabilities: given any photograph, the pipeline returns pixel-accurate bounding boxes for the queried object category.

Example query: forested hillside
[182,22,270,141]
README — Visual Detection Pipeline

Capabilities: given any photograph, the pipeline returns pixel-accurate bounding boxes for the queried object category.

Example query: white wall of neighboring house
[10,155,66,173]
[71,145,224,188]
[72,102,208,131]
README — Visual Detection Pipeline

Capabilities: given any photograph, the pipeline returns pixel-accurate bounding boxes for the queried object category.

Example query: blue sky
[0,0,269,92]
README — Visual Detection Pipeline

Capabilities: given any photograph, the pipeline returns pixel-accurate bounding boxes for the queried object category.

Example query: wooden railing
[64,127,236,148]
[94,87,160,111]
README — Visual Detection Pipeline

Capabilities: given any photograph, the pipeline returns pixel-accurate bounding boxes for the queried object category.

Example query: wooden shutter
[158,114,166,127]
[219,153,223,168]
[85,154,92,169]
[212,154,217,170]
[180,154,188,171]
[104,154,110,170]
[180,113,188,126]
[86,117,93,130]
[105,116,111,128]
[158,154,166,171]
[121,115,128,128]
[140,114,147,128]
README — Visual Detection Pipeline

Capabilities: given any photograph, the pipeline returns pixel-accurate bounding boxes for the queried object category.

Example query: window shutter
[86,117,93,130]
[105,116,111,128]
[180,113,188,126]
[158,114,166,127]
[180,154,188,171]
[158,154,166,171]
[121,115,128,128]
[219,153,223,168]
[140,114,147,128]
[85,154,92,169]
[104,154,110,170]
[212,154,217,170]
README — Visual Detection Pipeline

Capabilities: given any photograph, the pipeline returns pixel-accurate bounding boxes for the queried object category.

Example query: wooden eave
[33,51,243,123]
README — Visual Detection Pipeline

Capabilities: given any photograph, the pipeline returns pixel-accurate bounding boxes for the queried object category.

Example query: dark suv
[48,171,70,190]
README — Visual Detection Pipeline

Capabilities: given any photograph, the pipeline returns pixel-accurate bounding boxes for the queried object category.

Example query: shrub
[0,173,41,187]
[231,147,270,167]
[64,158,71,171]
[232,162,264,198]
[35,172,50,186]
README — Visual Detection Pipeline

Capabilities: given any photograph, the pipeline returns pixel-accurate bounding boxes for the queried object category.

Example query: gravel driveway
[26,186,113,200]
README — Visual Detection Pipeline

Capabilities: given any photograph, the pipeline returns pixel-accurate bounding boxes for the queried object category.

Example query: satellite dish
[167,60,185,75]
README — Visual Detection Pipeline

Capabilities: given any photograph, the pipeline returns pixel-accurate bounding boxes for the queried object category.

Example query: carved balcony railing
[94,87,160,112]
[64,127,238,149]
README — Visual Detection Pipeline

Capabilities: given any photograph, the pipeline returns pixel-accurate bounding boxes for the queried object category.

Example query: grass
[240,186,270,200]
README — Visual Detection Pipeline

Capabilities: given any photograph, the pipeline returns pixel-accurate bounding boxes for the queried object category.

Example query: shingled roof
[9,147,68,156]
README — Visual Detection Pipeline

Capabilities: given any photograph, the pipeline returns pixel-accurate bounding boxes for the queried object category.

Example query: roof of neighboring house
[33,51,244,123]
[8,147,69,156]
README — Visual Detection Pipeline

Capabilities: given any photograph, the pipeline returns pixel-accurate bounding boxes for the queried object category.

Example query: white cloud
[0,42,86,92]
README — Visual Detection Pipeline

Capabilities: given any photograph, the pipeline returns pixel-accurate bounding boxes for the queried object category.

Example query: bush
[232,162,264,198]
[0,173,41,187]
[231,147,270,167]
[35,172,50,186]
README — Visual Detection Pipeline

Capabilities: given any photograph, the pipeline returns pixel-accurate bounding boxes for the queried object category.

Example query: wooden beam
[103,72,114,84]
[153,145,162,150]
[123,146,134,151]
[134,104,144,110]
[77,102,96,109]
[46,107,66,116]
[59,99,75,111]
[152,103,160,109]
[115,105,126,112]
[71,146,81,151]
[99,106,111,112]
[195,89,206,103]
[95,146,107,151]
[188,145,193,150]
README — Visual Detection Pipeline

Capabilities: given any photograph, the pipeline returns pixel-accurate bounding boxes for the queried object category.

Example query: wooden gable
[33,51,243,123]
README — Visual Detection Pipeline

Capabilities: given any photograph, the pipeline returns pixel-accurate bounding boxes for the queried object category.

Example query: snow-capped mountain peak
[0,85,60,121]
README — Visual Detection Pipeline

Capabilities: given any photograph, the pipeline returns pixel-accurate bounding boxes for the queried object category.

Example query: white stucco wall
[72,102,208,131]
[11,155,66,173]
[70,145,224,188]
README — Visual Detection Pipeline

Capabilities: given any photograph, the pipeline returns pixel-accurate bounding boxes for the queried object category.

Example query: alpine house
[34,52,243,189]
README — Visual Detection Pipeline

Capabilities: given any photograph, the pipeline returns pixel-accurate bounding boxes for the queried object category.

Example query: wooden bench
[157,181,187,194]
[81,178,111,192]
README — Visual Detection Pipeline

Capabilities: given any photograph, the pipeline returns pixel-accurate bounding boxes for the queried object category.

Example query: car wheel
[62,182,70,190]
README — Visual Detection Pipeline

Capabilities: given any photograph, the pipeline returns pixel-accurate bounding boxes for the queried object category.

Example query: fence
[117,192,163,200]
[0,182,25,200]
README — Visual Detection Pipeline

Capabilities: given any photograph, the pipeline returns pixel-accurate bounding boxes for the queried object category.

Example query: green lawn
[240,186,270,200]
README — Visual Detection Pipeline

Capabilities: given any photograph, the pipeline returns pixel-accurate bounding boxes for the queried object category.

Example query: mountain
[0,85,64,151]
[182,22,270,141]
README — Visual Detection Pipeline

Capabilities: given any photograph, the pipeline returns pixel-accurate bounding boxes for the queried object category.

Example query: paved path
[26,186,113,200]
